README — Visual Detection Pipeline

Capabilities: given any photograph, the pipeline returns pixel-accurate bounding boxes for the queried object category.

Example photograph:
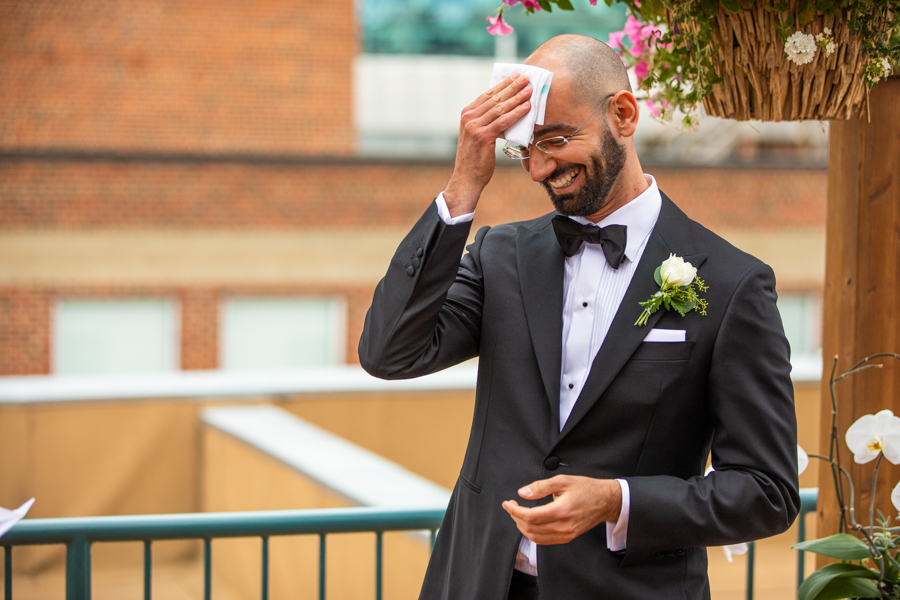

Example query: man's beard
[541,125,627,217]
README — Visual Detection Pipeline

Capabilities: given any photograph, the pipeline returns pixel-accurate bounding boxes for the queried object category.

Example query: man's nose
[524,149,557,183]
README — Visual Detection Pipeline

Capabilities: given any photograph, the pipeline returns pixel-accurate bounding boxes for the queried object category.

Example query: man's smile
[547,166,582,192]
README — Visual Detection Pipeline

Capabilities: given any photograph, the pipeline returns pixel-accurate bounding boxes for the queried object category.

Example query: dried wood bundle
[673,3,871,121]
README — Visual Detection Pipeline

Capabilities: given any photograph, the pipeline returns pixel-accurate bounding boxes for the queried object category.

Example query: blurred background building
[0,0,825,598]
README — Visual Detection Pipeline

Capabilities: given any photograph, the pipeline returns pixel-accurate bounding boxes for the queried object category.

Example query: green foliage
[808,578,882,600]
[797,563,881,600]
[794,533,876,560]
[635,269,708,326]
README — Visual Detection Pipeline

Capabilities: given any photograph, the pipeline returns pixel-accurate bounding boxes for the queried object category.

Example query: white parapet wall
[0,363,479,404]
[0,353,821,405]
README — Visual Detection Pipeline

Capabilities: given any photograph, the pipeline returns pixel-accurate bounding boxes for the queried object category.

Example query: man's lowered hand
[501,475,622,545]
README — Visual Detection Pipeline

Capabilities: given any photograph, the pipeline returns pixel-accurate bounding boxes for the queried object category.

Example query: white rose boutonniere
[635,254,709,326]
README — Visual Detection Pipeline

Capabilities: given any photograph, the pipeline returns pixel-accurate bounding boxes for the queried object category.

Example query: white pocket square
[643,329,686,343]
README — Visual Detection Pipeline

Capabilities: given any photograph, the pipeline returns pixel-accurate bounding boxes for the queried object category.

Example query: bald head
[525,34,631,109]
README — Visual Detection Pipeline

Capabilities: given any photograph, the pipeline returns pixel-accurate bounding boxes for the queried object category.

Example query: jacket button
[412,258,421,268]
[544,456,560,470]
[416,248,423,257]
[406,266,415,276]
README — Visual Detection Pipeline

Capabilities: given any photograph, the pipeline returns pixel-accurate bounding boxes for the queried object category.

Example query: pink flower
[624,15,644,44]
[648,98,670,117]
[589,0,598,4]
[608,31,625,49]
[633,60,649,82]
[641,24,662,43]
[648,92,671,117]
[505,0,541,8]
[630,41,645,58]
[487,13,514,36]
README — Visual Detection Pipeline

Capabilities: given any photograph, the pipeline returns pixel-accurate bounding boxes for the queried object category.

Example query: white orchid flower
[798,445,809,475]
[892,481,900,514]
[845,409,900,464]
[722,543,749,563]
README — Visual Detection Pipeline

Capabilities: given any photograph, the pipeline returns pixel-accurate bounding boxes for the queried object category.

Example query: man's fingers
[467,90,532,142]
[502,499,564,525]
[468,74,530,120]
[476,89,532,131]
[518,475,571,500]
[462,74,518,115]
[502,502,577,544]
[461,97,531,146]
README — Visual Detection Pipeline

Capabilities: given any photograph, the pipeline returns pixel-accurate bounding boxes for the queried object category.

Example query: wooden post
[816,78,900,555]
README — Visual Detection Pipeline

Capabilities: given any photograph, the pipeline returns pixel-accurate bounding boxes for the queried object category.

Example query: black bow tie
[551,215,628,269]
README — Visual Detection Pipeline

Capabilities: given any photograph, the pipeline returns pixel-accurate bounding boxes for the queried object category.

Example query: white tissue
[489,63,554,147]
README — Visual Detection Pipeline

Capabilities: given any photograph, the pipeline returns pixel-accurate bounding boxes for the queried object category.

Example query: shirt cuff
[605,479,630,552]
[435,192,475,225]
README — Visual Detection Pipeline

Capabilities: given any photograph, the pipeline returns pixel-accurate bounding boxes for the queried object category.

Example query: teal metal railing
[2,489,818,600]
[1,506,444,600]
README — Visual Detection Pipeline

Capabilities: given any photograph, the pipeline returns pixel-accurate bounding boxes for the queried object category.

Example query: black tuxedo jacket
[359,193,800,599]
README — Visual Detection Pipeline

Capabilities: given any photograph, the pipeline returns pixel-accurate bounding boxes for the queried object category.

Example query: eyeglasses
[502,93,615,160]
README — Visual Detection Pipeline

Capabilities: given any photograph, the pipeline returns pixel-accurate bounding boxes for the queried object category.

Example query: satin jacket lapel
[516,221,565,431]
[556,195,707,441]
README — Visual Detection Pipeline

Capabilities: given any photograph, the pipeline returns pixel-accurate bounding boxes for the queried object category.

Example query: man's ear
[609,91,640,139]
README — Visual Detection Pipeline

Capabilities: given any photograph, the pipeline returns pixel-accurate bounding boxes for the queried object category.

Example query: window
[221,298,345,370]
[54,299,178,375]
[777,293,822,355]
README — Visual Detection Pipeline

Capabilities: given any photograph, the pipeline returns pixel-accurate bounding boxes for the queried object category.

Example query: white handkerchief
[0,498,35,539]
[643,329,686,343]
[489,63,554,147]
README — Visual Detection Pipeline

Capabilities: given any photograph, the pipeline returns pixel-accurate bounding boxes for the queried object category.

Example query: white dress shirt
[435,175,662,575]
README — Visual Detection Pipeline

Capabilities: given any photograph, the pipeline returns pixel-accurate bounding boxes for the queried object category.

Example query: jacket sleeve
[358,201,489,379]
[621,263,800,566]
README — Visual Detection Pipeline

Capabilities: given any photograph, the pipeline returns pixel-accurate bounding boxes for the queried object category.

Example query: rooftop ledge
[0,353,822,405]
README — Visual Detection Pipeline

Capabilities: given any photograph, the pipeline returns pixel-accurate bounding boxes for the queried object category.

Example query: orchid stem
[870,453,883,534]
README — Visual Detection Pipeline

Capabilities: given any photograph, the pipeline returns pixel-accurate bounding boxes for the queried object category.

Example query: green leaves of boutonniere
[635,254,709,326]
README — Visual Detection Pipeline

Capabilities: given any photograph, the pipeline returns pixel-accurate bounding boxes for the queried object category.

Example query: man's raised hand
[501,475,622,545]
[443,74,532,217]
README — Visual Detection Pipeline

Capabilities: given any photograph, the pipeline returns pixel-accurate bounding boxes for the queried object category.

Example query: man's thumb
[518,478,558,500]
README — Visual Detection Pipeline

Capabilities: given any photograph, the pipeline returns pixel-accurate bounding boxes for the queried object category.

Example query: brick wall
[0,159,825,231]
[0,0,356,155]
[0,289,51,376]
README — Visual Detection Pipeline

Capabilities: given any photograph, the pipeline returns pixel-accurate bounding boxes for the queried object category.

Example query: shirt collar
[570,174,661,263]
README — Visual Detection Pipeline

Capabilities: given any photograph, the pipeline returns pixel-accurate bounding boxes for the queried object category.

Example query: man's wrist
[606,479,630,551]
[606,479,624,521]
[435,193,474,225]
[443,178,482,217]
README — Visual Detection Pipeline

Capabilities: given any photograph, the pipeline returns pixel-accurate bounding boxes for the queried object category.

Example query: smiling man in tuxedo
[359,35,799,599]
